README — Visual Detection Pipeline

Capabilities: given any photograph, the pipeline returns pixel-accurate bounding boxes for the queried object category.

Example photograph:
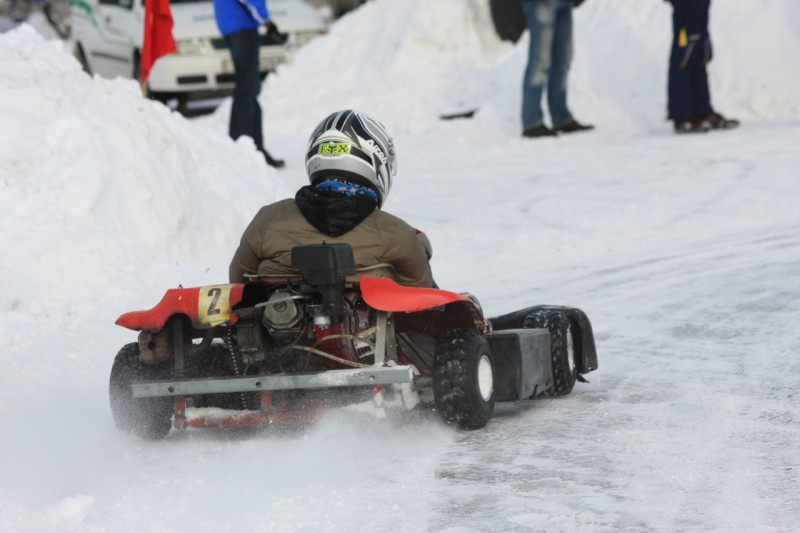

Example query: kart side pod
[487,328,552,401]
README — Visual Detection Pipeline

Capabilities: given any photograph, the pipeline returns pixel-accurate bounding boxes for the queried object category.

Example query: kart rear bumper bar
[131,365,416,398]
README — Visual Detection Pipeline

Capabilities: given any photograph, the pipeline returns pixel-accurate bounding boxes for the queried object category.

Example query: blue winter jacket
[214,0,269,36]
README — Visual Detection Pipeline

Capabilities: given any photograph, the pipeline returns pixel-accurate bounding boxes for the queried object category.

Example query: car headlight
[176,37,214,55]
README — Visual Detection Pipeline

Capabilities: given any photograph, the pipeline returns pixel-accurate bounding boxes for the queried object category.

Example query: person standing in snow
[520,0,593,138]
[666,0,739,133]
[213,0,285,168]
[229,110,434,288]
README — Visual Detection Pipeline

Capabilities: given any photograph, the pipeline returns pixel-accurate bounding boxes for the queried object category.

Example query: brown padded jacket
[229,198,433,287]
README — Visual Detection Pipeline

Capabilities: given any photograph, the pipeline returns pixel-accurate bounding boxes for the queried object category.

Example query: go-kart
[110,243,597,439]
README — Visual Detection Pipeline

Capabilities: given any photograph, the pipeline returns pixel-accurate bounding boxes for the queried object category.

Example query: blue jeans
[521,0,574,130]
[225,29,264,153]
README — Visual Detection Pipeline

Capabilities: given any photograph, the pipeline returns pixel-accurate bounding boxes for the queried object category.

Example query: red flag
[141,0,177,84]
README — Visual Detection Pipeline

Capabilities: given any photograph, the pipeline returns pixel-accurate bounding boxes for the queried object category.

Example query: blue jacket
[214,0,269,36]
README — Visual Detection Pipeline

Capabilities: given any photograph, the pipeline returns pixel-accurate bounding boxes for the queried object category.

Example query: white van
[70,0,325,106]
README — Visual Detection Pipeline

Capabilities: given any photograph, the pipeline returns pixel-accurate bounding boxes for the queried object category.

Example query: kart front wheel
[109,343,173,440]
[524,310,577,396]
[433,328,495,429]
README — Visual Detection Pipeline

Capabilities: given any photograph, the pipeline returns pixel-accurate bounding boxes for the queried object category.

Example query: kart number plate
[198,285,233,327]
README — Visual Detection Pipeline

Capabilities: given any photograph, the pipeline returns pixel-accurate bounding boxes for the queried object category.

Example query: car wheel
[109,343,173,440]
[132,52,142,82]
[524,310,577,396]
[433,328,495,429]
[44,2,71,38]
[75,44,91,75]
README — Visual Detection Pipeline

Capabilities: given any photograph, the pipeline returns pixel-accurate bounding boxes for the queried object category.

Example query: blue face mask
[315,178,378,201]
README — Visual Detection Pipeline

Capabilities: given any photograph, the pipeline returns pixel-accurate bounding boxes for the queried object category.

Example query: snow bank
[1,28,289,274]
[0,25,286,400]
[202,0,508,137]
[210,0,800,139]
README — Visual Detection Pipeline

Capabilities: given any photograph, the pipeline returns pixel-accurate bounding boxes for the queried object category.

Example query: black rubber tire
[109,343,173,440]
[133,52,142,83]
[44,2,71,39]
[9,0,31,22]
[75,44,91,75]
[433,328,495,430]
[524,310,577,396]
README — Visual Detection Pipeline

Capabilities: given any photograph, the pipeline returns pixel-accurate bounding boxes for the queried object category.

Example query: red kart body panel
[115,284,245,331]
[116,276,470,332]
[360,276,469,312]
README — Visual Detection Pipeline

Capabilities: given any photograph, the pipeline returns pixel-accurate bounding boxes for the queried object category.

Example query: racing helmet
[305,110,396,207]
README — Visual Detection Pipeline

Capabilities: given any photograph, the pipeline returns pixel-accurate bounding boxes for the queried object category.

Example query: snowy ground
[1,0,799,531]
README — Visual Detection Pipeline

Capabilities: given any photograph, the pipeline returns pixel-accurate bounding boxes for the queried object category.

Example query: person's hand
[265,20,288,45]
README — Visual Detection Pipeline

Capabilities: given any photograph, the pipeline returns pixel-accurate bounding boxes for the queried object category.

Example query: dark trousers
[225,29,264,153]
[667,0,713,121]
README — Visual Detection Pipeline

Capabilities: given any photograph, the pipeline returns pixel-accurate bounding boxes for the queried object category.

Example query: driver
[229,110,434,288]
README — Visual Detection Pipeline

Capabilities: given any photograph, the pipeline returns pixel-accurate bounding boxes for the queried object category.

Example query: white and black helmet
[305,110,396,207]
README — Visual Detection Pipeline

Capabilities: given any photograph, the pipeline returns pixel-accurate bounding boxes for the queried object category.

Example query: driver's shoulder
[369,208,415,232]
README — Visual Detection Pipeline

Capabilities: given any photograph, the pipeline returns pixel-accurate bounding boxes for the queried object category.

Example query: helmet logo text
[360,138,386,164]
[319,143,351,156]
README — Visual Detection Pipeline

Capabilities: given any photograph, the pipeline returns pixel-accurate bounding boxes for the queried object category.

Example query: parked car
[71,0,326,109]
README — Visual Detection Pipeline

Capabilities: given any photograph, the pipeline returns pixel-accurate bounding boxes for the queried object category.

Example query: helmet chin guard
[306,110,396,207]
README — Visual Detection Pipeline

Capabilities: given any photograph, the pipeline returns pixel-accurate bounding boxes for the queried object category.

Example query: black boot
[555,120,594,134]
[674,119,709,134]
[522,124,557,138]
[263,149,285,169]
[699,112,740,130]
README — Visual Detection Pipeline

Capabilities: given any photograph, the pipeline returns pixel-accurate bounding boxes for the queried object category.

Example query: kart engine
[262,290,304,337]
[231,243,376,370]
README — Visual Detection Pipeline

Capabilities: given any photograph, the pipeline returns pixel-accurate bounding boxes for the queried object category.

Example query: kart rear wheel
[109,343,173,440]
[433,328,495,429]
[524,310,577,396]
